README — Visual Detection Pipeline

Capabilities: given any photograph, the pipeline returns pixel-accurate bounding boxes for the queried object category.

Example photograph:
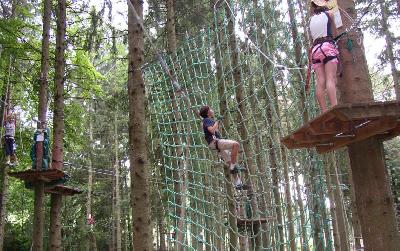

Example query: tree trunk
[378,0,399,100]
[164,1,190,248]
[225,3,261,249]
[346,153,363,250]
[308,160,324,251]
[397,0,400,15]
[127,1,153,250]
[286,0,308,120]
[323,154,341,250]
[319,196,331,250]
[248,61,273,248]
[281,147,296,251]
[202,172,212,251]
[51,0,66,172]
[158,219,166,251]
[294,162,307,251]
[123,174,132,251]
[33,184,45,251]
[0,163,8,251]
[114,113,122,251]
[287,0,316,248]
[0,53,12,251]
[49,0,66,249]
[166,0,176,55]
[330,152,350,251]
[49,195,62,250]
[111,174,116,251]
[32,0,51,250]
[337,0,400,249]
[211,1,238,249]
[86,104,97,251]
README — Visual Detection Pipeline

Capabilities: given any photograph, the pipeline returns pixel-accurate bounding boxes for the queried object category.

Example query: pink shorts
[312,42,339,70]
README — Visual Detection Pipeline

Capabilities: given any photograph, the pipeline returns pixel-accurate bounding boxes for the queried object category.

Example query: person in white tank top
[307,0,339,113]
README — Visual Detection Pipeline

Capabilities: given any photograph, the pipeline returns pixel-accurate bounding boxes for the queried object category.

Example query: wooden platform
[237,218,271,228]
[9,169,66,183]
[45,185,82,196]
[281,101,400,153]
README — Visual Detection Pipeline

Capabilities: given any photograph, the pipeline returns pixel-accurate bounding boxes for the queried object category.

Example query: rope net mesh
[147,1,349,250]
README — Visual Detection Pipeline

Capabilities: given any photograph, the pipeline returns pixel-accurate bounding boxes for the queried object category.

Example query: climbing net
[147,1,352,250]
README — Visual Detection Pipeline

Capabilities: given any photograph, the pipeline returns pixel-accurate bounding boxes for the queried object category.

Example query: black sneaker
[235,183,248,190]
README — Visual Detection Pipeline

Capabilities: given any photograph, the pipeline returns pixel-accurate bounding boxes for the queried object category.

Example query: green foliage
[69,50,105,99]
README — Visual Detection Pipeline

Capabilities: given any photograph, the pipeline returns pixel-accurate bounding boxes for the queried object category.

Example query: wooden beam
[308,120,354,135]
[334,102,400,121]
[9,169,66,184]
[316,117,397,153]
[45,185,82,196]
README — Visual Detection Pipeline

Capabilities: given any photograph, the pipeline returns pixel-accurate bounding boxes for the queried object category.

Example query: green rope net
[147,1,350,250]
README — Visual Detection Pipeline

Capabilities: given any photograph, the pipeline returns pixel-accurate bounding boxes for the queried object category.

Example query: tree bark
[0,54,12,251]
[0,162,8,251]
[49,195,62,250]
[319,197,331,249]
[330,152,350,251]
[51,0,66,172]
[337,1,400,249]
[166,0,177,55]
[248,60,273,249]
[165,1,190,248]
[308,162,324,251]
[86,104,97,251]
[32,0,51,250]
[127,1,153,250]
[211,1,238,249]
[346,153,363,250]
[111,172,116,251]
[378,0,399,100]
[252,0,285,248]
[323,154,341,250]
[49,0,66,249]
[33,184,45,251]
[397,0,400,17]
[114,113,122,251]
[225,3,262,249]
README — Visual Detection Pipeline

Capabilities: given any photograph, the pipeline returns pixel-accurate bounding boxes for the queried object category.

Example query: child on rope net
[199,105,246,190]
[307,0,339,113]
[4,113,17,166]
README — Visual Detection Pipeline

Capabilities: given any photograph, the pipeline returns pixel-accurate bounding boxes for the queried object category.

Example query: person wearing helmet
[309,0,339,113]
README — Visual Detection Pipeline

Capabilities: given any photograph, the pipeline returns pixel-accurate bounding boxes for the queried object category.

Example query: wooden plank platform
[45,185,82,196]
[237,218,271,228]
[9,169,66,183]
[281,101,400,153]
[236,217,273,230]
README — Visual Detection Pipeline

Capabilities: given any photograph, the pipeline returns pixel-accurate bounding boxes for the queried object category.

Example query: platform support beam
[337,0,400,249]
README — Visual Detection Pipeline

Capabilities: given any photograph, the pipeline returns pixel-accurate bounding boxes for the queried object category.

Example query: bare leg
[314,66,327,112]
[230,141,239,165]
[325,62,338,108]
[233,173,241,184]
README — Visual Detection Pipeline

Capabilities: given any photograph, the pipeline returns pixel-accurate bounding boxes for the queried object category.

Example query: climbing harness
[311,37,338,65]
[214,138,220,152]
